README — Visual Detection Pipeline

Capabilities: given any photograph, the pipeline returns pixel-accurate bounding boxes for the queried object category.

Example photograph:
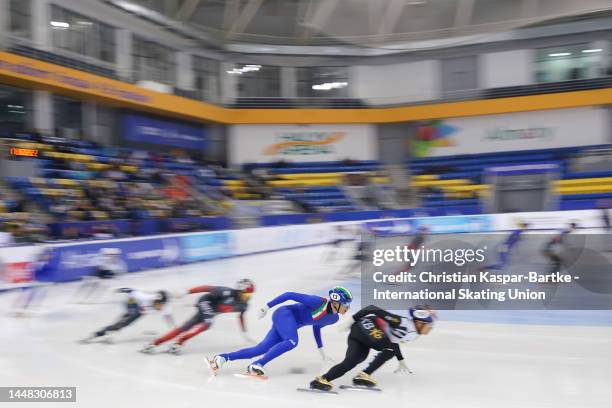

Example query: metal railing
[2,35,610,109]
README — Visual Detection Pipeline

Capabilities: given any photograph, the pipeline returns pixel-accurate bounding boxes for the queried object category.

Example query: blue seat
[561,192,612,200]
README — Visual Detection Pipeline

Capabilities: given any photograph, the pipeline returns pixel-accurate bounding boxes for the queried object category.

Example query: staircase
[386,164,418,208]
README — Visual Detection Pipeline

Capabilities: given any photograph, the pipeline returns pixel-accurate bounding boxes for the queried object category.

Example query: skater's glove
[318,348,335,364]
[394,360,412,374]
[258,305,270,319]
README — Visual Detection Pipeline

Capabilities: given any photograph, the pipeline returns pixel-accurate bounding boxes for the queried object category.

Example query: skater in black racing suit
[309,304,435,391]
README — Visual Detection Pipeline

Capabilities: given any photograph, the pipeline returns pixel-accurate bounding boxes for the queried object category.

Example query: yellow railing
[1,51,611,125]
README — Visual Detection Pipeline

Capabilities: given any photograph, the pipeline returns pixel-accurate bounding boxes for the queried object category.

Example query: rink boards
[0,208,608,285]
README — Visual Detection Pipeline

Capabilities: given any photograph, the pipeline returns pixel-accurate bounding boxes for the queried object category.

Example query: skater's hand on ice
[318,348,335,364]
[258,305,269,319]
[394,360,412,374]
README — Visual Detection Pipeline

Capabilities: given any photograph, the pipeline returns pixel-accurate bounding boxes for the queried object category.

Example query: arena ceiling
[108,0,612,48]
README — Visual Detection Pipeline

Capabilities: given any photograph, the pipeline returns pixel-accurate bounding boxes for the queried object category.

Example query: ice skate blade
[234,373,268,380]
[340,385,382,392]
[297,388,338,395]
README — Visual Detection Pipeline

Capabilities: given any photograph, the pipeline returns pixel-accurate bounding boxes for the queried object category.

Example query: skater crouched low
[309,304,435,392]
[207,287,353,378]
[80,288,171,343]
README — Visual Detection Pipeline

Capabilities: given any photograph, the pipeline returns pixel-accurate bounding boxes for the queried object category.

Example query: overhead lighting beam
[222,0,242,33]
[377,0,407,38]
[453,0,475,28]
[301,0,340,40]
[229,0,265,35]
[174,0,202,21]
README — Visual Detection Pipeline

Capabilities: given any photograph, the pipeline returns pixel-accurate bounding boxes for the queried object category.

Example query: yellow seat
[120,165,138,173]
[224,180,245,186]
[554,177,612,187]
[412,174,439,181]
[443,184,489,192]
[56,178,79,187]
[556,185,612,194]
[268,178,341,187]
[87,163,110,171]
[224,185,247,191]
[278,172,343,180]
[412,179,471,187]
[29,177,47,185]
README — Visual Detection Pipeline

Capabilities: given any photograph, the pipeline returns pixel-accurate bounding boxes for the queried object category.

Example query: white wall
[351,60,440,105]
[480,50,533,88]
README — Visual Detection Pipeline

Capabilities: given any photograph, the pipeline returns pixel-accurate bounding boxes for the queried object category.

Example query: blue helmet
[409,306,434,323]
[329,286,353,306]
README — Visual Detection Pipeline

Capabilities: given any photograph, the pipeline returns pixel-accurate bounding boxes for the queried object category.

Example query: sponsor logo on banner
[263,132,345,156]
[413,108,606,157]
[365,216,491,235]
[365,220,415,236]
[180,232,231,262]
[122,114,205,150]
[412,215,492,234]
[127,239,180,263]
[46,237,182,282]
[484,127,553,142]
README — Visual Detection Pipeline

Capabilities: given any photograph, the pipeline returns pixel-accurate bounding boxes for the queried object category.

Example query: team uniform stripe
[311,300,328,320]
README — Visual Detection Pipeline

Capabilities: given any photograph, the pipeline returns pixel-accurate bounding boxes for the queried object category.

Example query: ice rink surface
[2,245,612,408]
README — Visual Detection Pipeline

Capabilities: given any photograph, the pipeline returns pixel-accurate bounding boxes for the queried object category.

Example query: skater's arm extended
[266,292,323,309]
[187,285,216,295]
[352,305,402,327]
[392,342,404,361]
[312,325,323,349]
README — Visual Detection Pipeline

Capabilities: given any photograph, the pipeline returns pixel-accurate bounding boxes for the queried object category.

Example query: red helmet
[236,278,255,293]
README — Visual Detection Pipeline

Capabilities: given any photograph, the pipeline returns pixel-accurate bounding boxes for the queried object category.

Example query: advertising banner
[366,215,493,235]
[179,232,232,262]
[229,124,377,164]
[413,107,608,157]
[43,237,181,282]
[122,113,206,150]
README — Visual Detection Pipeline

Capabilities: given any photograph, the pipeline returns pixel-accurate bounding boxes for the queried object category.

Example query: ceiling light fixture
[548,52,571,57]
[50,21,70,28]
[312,82,348,91]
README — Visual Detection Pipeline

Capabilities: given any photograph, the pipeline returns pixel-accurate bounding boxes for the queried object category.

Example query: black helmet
[155,290,168,305]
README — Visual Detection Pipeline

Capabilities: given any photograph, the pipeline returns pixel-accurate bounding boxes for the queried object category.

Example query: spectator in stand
[105,164,128,182]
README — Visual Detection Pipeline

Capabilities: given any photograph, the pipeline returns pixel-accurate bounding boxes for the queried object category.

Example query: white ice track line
[1,245,612,408]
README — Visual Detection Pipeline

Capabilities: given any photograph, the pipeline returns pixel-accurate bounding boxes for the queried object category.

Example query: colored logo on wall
[413,120,458,157]
[263,132,345,156]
